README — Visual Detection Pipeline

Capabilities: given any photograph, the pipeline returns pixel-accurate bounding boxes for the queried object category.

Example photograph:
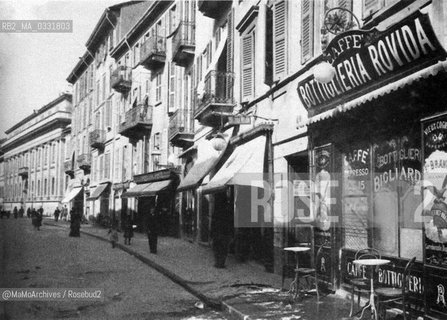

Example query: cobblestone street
[0,218,229,320]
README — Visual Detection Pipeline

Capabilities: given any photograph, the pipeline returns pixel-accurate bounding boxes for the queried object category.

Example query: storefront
[201,124,274,270]
[87,182,111,225]
[122,168,179,236]
[297,10,447,318]
[112,181,131,230]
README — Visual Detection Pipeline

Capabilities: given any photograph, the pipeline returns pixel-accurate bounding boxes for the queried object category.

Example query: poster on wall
[313,145,333,236]
[423,115,447,267]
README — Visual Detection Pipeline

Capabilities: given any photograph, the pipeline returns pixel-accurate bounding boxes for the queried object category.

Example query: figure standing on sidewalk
[123,216,134,245]
[34,207,43,231]
[18,206,24,218]
[26,207,31,218]
[108,222,119,248]
[69,208,81,237]
[13,206,18,219]
[54,207,60,222]
[146,207,159,254]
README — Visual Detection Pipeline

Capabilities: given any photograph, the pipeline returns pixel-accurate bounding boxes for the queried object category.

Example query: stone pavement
[44,218,359,320]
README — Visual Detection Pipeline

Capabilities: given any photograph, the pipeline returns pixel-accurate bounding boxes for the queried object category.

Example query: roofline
[5,93,72,134]
[85,1,144,48]
[67,1,144,84]
[110,0,173,60]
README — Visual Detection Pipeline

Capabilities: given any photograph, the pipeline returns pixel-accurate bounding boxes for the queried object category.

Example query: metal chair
[283,241,328,302]
[349,248,381,317]
[375,257,416,320]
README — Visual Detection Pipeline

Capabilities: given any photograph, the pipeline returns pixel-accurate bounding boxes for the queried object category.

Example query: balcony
[140,34,166,70]
[64,160,74,177]
[77,153,91,172]
[195,71,235,127]
[89,129,106,149]
[111,66,132,93]
[169,109,194,148]
[198,0,231,19]
[18,166,29,178]
[119,104,153,139]
[172,21,195,67]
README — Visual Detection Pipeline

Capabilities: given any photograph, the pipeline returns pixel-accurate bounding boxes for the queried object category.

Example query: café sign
[297,12,446,116]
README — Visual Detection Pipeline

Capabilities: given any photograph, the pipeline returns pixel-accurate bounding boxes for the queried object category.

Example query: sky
[0,0,125,138]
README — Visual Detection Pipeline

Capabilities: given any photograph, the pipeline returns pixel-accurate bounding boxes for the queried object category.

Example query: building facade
[2,94,72,215]
[62,0,447,317]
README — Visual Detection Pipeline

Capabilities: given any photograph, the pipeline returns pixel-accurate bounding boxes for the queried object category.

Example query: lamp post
[211,132,227,152]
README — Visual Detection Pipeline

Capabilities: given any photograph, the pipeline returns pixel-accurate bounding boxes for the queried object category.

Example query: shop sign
[426,266,447,316]
[228,115,251,125]
[297,12,446,116]
[134,168,179,184]
[423,115,447,267]
[342,250,424,299]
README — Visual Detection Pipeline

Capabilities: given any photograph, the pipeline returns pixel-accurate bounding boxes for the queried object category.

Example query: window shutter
[168,62,176,114]
[363,0,380,19]
[241,32,254,101]
[226,9,234,74]
[273,0,287,80]
[301,0,314,64]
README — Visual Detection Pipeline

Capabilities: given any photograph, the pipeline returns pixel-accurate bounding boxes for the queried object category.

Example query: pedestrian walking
[62,205,68,221]
[32,208,42,231]
[146,207,160,254]
[26,207,31,218]
[13,206,18,219]
[19,206,24,218]
[54,207,60,222]
[69,208,81,237]
[123,216,134,245]
[108,223,119,248]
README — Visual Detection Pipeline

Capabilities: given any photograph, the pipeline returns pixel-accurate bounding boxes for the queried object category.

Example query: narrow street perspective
[0,218,228,320]
[1,0,447,319]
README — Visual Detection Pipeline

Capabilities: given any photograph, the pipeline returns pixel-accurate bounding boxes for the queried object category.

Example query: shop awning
[177,143,226,192]
[122,183,151,198]
[87,183,109,201]
[299,59,447,127]
[122,180,173,198]
[201,135,266,194]
[61,187,82,203]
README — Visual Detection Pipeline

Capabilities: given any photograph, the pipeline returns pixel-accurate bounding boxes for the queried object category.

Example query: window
[102,73,106,102]
[301,0,314,63]
[168,63,176,113]
[37,180,41,196]
[99,155,104,180]
[241,29,255,101]
[114,147,120,180]
[96,80,100,106]
[52,144,56,163]
[156,73,162,102]
[104,153,111,179]
[339,129,423,260]
[169,5,177,34]
[44,179,47,196]
[273,0,287,80]
[153,132,161,151]
[51,177,55,195]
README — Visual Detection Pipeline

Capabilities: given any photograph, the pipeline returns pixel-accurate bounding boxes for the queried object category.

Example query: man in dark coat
[146,207,160,254]
[123,215,134,245]
[69,208,81,237]
[26,207,31,218]
[13,206,18,219]
[54,207,60,222]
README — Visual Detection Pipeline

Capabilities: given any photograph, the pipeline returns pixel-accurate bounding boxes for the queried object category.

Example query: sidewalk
[44,218,356,320]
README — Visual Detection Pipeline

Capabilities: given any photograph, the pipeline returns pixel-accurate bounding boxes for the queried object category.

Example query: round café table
[283,247,311,300]
[353,258,390,320]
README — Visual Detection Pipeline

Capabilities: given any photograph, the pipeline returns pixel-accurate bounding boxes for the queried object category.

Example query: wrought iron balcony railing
[77,153,91,171]
[18,166,29,178]
[195,70,235,126]
[172,21,195,67]
[169,109,194,148]
[64,159,74,177]
[89,129,106,149]
[140,34,166,70]
[111,66,132,93]
[119,104,153,139]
